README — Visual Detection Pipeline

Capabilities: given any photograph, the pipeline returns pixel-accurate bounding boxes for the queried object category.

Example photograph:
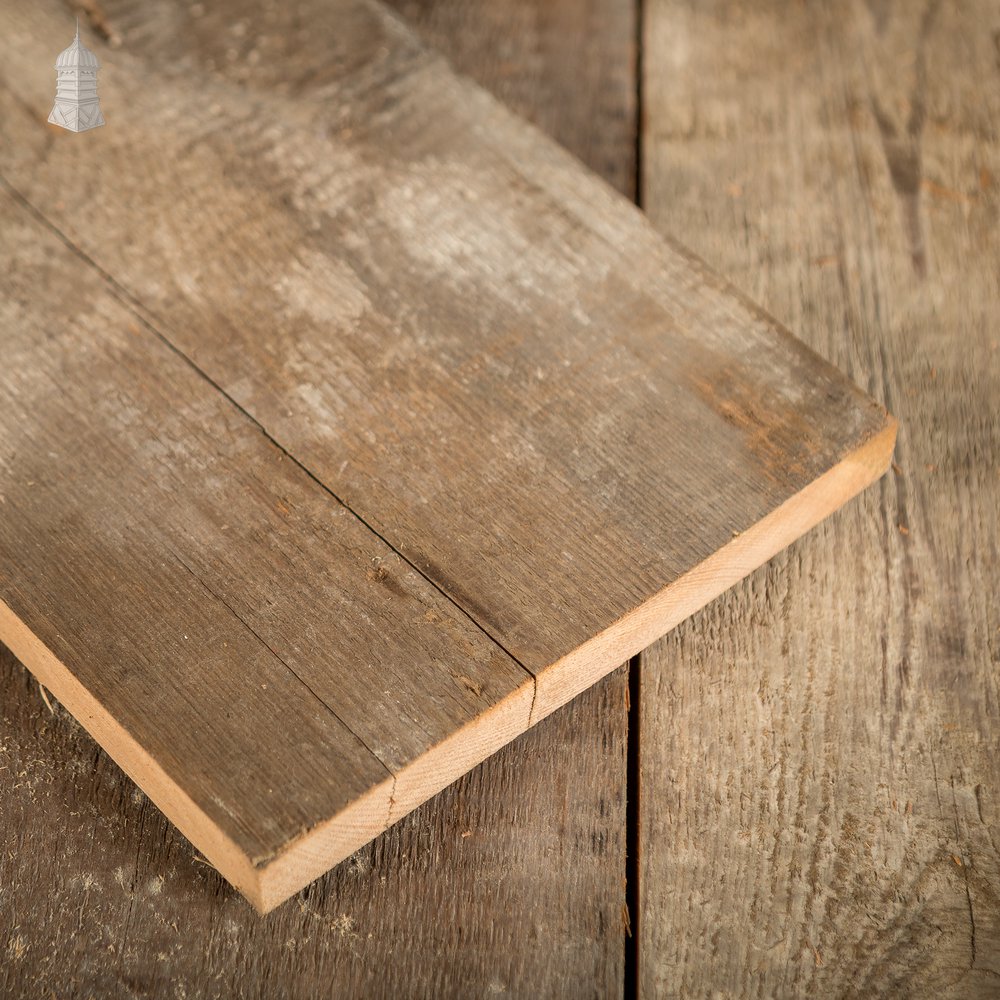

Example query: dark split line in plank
[0,0,895,912]
[0,186,536,909]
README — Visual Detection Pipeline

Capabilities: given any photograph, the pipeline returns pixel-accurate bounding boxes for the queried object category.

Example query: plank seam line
[527,673,539,729]
[168,548,393,781]
[633,0,644,212]
[623,651,641,1000]
[0,174,537,694]
[624,2,644,992]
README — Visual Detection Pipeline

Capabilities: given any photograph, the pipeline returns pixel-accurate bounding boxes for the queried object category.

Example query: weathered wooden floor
[1,0,997,996]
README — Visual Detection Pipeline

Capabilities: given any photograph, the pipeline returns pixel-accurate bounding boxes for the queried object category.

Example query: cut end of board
[530,414,899,726]
[0,583,539,913]
[236,412,902,913]
[250,413,900,912]
[249,677,536,913]
[0,394,899,916]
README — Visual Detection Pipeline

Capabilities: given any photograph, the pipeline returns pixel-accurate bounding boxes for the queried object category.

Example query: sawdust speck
[7,934,27,962]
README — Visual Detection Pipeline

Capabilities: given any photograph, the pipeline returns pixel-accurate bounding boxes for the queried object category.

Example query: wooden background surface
[1,0,996,996]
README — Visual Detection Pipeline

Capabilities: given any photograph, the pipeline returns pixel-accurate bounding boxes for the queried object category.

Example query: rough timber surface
[639,1,1000,997]
[2,1,634,996]
[1,0,892,919]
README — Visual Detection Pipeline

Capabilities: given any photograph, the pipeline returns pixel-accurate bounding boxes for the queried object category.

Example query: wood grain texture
[1,0,633,994]
[0,0,893,923]
[391,0,637,199]
[639,0,1000,996]
[1,0,892,714]
[0,648,628,998]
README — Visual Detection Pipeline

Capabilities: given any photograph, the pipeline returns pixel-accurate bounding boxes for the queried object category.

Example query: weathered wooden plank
[1,2,633,994]
[392,0,637,198]
[1,0,892,915]
[639,0,1000,995]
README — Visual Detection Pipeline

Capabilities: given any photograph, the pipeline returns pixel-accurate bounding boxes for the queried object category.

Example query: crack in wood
[0,172,536,694]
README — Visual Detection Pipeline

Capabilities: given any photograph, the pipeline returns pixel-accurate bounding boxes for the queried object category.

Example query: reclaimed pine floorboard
[639,1,1000,996]
[2,0,892,930]
[1,2,635,996]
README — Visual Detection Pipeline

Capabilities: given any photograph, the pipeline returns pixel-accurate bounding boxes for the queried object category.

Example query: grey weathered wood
[639,0,1000,996]
[392,0,637,199]
[0,0,892,917]
[3,0,892,709]
[1,1,632,994]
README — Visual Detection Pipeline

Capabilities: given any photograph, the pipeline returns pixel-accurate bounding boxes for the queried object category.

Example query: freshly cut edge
[529,418,899,724]
[0,416,895,913]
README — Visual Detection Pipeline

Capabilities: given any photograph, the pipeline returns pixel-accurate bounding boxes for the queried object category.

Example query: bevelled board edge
[253,678,535,913]
[530,415,900,725]
[0,596,274,904]
[0,584,536,913]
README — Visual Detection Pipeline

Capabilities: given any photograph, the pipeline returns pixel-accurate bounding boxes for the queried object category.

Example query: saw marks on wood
[0,0,894,910]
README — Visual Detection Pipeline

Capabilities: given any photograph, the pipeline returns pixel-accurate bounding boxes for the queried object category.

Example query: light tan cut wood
[639,0,1000,995]
[1,0,893,911]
